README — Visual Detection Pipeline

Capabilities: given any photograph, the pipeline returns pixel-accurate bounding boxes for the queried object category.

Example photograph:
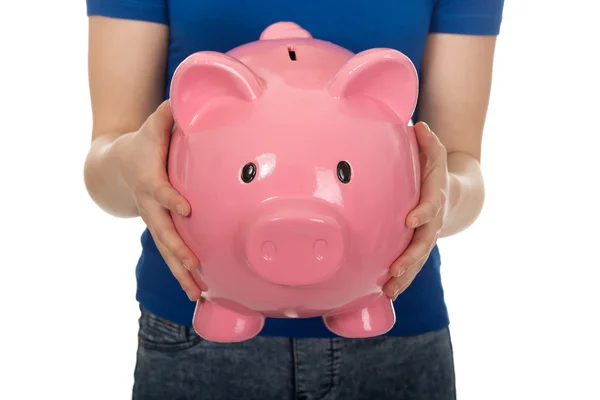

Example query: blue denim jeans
[133,306,456,400]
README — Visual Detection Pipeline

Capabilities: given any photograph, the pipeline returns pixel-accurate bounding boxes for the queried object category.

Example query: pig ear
[327,49,418,124]
[170,51,264,129]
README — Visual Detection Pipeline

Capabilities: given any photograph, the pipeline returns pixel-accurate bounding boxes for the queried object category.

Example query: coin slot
[288,47,297,61]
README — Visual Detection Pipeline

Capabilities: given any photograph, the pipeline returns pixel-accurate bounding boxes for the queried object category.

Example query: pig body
[168,22,421,342]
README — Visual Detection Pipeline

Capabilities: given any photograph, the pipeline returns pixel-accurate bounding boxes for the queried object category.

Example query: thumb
[414,121,446,163]
[144,100,175,144]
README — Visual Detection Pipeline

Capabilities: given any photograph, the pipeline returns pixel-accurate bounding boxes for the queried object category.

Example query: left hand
[384,121,450,300]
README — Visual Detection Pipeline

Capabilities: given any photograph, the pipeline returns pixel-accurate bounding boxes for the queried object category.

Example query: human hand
[384,121,449,300]
[114,100,201,301]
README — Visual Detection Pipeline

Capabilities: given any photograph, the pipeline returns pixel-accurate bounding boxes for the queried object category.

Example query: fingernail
[422,122,432,133]
[392,288,401,300]
[411,217,419,228]
[185,290,193,301]
[176,205,186,216]
[395,268,406,278]
[182,261,191,271]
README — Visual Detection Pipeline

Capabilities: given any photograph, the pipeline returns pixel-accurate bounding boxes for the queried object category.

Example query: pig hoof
[192,299,265,343]
[323,295,396,338]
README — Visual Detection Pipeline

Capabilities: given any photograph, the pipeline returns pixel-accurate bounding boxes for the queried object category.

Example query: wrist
[84,131,139,218]
[108,131,135,186]
[439,152,485,237]
[110,131,141,210]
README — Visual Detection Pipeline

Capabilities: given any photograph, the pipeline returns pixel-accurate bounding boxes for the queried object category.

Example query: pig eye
[337,161,351,184]
[241,162,257,183]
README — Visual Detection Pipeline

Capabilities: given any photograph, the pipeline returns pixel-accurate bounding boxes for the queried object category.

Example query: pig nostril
[261,241,277,261]
[313,239,328,261]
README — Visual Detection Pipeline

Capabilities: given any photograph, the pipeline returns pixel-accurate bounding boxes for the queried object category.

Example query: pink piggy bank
[168,22,420,343]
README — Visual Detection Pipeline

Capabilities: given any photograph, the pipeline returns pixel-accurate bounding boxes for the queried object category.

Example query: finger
[406,198,442,228]
[406,184,446,228]
[390,221,440,278]
[387,252,428,299]
[153,209,199,270]
[152,181,191,217]
[153,237,202,301]
[414,122,446,162]
[406,123,448,228]
[140,198,199,270]
[383,264,420,300]
[145,100,175,144]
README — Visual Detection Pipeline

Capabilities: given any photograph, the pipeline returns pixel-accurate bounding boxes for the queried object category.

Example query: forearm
[84,131,139,218]
[415,34,497,237]
[440,151,485,238]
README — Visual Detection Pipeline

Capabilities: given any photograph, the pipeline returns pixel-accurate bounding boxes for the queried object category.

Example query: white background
[1,1,599,399]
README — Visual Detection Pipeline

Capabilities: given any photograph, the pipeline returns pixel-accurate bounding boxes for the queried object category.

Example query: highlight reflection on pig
[168,22,421,343]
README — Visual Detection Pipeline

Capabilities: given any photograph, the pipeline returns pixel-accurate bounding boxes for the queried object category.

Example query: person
[84,1,504,399]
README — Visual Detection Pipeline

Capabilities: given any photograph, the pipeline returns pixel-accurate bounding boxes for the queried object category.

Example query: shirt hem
[430,15,503,36]
[136,290,450,338]
[86,2,168,25]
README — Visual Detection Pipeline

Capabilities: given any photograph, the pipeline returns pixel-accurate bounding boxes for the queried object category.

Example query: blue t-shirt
[87,0,503,338]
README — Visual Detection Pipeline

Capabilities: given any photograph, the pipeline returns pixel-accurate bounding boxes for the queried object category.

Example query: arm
[83,13,201,299]
[84,16,169,217]
[385,0,503,296]
[417,33,498,237]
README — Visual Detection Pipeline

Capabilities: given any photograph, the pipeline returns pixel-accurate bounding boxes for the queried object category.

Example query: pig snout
[244,211,345,286]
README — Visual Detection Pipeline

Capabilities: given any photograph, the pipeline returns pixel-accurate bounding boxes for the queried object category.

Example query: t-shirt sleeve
[86,0,168,25]
[430,0,504,36]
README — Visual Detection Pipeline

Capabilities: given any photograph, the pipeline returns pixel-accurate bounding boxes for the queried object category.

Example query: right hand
[114,100,201,301]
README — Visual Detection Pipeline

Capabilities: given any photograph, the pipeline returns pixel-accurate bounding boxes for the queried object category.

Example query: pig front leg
[323,295,396,338]
[192,299,265,343]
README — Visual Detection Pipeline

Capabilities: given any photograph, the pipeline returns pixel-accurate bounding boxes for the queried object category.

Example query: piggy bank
[168,22,421,343]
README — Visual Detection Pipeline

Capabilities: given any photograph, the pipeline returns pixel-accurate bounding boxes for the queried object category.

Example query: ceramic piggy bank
[168,22,421,343]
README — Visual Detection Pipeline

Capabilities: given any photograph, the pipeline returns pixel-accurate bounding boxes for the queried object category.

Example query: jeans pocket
[137,306,204,352]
